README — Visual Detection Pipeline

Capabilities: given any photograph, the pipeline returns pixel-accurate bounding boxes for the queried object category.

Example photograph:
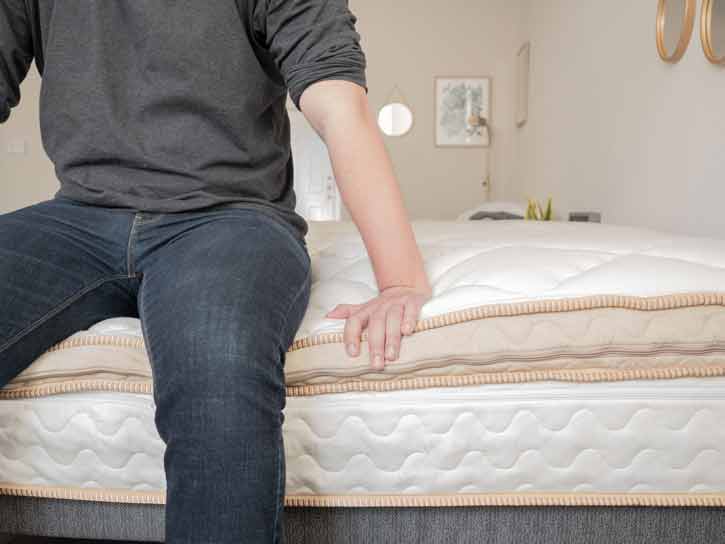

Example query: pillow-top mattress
[1,219,725,507]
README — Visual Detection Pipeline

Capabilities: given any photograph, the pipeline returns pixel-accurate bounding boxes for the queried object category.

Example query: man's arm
[300,80,430,295]
[300,79,433,369]
[252,0,432,369]
[0,0,35,123]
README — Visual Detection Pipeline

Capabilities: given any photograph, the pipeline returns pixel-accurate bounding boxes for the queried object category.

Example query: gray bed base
[1,497,724,543]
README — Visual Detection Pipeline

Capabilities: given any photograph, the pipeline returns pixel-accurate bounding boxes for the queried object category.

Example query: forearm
[301,81,431,294]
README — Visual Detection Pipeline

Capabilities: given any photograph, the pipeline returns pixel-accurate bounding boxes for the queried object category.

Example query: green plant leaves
[525,197,553,221]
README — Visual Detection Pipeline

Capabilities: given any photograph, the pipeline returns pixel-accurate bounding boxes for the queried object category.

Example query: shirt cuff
[286,58,368,112]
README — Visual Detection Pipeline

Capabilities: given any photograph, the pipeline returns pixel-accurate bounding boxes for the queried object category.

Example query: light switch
[6,139,27,154]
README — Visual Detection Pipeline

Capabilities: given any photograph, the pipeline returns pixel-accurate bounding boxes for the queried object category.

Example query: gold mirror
[656,0,697,63]
[702,0,725,65]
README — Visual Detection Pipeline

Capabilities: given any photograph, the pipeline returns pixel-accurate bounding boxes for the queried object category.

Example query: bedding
[1,219,725,508]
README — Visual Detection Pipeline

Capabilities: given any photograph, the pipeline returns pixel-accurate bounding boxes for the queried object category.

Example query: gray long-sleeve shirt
[0,0,368,239]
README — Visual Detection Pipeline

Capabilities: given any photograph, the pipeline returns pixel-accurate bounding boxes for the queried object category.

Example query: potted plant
[525,197,553,221]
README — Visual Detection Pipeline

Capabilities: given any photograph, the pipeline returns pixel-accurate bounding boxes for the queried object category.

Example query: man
[0,1,432,542]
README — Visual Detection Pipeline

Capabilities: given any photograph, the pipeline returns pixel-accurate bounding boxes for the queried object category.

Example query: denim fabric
[0,195,312,544]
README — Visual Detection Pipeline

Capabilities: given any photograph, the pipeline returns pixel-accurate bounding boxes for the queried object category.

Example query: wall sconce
[467,113,491,146]
[471,115,492,196]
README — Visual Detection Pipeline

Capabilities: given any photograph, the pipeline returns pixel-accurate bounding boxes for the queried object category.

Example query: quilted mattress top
[4,219,725,397]
[302,219,725,337]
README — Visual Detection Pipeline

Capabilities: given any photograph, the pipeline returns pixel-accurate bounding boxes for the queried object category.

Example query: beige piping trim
[41,292,725,355]
[287,365,725,397]
[0,484,164,504]
[0,380,153,400]
[1,485,723,508]
[285,493,725,508]
[46,334,145,352]
[291,292,725,351]
[2,366,725,400]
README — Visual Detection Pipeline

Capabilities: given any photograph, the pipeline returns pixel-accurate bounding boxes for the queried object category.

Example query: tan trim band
[1,484,723,508]
[43,292,725,355]
[286,365,725,396]
[290,292,725,351]
[2,365,725,400]
[0,379,153,400]
[46,334,145,352]
[285,492,725,508]
[0,484,165,504]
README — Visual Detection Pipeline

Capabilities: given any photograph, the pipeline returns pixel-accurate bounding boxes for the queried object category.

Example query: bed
[1,218,725,542]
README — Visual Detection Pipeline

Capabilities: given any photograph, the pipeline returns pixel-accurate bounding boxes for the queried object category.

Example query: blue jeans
[0,195,312,543]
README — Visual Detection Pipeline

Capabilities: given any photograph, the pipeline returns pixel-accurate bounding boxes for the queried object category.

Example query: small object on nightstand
[569,211,602,223]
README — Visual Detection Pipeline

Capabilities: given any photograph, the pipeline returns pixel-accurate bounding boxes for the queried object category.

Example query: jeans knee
[151,342,287,441]
[154,387,285,448]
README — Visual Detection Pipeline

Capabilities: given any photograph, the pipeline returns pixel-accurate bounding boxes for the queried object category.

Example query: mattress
[1,219,725,508]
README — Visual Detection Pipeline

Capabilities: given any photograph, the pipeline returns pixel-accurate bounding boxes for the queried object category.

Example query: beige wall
[0,0,525,220]
[0,64,56,212]
[346,0,525,220]
[511,0,725,237]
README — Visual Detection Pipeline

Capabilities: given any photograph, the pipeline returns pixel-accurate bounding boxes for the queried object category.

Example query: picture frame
[434,76,492,148]
[516,42,530,127]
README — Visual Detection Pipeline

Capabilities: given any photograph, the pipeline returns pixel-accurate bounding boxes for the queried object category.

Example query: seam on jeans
[126,214,142,278]
[0,274,132,355]
[272,266,311,544]
[278,265,312,355]
[136,279,158,398]
[273,433,284,543]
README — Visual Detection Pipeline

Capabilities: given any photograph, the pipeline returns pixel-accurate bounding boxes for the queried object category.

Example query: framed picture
[435,76,491,147]
[516,42,530,127]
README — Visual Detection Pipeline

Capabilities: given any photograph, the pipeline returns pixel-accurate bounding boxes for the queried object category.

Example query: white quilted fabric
[301,220,725,338]
[286,379,725,495]
[1,378,724,496]
[71,220,725,345]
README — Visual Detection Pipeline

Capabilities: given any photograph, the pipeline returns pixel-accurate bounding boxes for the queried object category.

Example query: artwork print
[435,77,491,147]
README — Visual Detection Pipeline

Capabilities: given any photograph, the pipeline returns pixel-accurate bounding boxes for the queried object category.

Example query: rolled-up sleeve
[254,0,367,111]
[0,0,35,123]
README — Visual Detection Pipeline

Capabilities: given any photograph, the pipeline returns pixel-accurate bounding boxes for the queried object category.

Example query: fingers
[401,298,420,335]
[384,304,404,363]
[367,306,388,370]
[343,311,366,358]
[340,295,425,371]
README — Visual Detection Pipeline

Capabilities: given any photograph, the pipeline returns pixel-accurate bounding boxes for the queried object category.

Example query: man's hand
[325,284,433,370]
